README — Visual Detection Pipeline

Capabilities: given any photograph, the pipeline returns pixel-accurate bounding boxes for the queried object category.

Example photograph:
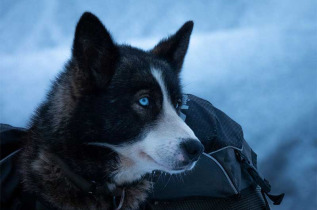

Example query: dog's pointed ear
[72,12,119,89]
[151,21,193,73]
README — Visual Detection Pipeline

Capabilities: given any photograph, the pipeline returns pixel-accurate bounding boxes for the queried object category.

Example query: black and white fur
[20,12,203,209]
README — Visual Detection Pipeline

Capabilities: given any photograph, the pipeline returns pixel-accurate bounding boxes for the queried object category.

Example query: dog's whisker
[162,174,172,190]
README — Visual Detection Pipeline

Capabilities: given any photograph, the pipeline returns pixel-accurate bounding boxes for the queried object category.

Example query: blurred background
[0,0,316,209]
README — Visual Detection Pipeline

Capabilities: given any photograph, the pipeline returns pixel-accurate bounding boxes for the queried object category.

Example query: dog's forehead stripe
[151,68,171,106]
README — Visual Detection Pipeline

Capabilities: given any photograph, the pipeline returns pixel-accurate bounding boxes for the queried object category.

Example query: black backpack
[147,94,284,209]
[0,94,284,210]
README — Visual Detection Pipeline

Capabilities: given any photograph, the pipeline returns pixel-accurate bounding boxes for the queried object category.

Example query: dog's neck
[20,145,151,209]
[112,154,150,186]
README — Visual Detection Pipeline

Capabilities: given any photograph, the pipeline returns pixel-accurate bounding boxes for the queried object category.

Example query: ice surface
[0,0,316,209]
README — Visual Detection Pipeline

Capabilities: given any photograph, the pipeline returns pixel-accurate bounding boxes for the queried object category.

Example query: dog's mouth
[139,151,194,172]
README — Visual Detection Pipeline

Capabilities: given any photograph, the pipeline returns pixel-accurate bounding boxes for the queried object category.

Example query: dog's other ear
[72,12,119,89]
[151,21,193,74]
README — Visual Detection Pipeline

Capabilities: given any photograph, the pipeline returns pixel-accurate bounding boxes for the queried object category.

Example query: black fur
[20,12,193,209]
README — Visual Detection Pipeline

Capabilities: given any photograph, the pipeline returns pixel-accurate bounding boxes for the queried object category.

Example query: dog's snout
[181,139,204,161]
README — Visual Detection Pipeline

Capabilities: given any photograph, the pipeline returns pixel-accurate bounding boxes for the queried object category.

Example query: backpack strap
[235,150,285,206]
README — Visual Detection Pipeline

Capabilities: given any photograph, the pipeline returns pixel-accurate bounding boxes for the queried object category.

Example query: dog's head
[64,12,204,184]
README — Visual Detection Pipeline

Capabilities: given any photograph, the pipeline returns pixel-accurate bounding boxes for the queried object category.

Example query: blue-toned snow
[0,0,316,209]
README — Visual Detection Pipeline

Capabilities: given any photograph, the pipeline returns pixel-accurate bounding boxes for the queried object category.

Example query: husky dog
[20,12,204,209]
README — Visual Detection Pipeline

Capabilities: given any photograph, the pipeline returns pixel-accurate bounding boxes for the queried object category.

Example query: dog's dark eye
[175,98,182,110]
[139,97,150,107]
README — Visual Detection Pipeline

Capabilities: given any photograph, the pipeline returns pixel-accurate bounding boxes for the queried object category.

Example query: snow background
[0,0,316,209]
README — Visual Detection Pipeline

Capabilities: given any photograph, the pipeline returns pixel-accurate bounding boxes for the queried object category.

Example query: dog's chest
[21,150,151,210]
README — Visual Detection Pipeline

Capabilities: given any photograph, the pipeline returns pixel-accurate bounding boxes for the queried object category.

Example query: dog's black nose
[181,139,204,161]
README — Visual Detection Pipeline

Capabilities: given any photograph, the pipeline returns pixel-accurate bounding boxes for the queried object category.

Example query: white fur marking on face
[150,68,197,140]
[113,68,199,177]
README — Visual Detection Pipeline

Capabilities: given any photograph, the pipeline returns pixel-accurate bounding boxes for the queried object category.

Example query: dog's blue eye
[139,97,149,107]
